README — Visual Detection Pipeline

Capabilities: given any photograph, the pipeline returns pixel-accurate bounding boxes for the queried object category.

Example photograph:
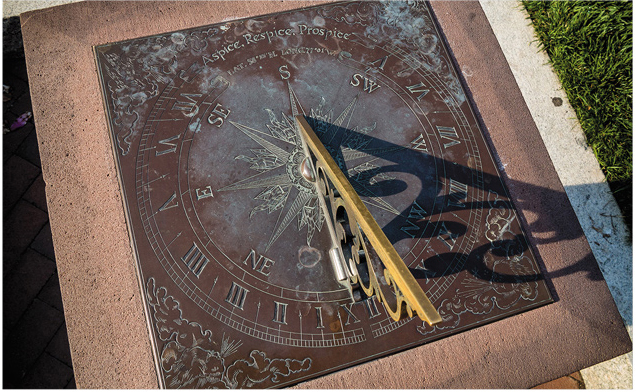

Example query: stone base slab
[20,1,631,388]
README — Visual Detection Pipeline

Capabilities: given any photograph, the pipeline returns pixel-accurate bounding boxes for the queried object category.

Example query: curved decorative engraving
[416,196,542,336]
[97,28,219,155]
[146,278,312,388]
[94,1,554,387]
[317,1,380,26]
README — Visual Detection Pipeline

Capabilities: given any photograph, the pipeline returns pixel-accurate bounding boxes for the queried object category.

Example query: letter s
[350,73,363,87]
[279,65,291,80]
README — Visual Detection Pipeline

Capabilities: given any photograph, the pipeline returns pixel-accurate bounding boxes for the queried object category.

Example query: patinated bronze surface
[95,1,553,388]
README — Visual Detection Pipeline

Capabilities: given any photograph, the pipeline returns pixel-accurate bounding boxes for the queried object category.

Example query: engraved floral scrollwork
[317,1,379,26]
[353,1,465,105]
[100,28,218,155]
[146,278,312,388]
[416,195,541,336]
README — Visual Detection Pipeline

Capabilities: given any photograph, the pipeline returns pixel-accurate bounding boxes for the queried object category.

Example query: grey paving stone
[2,121,34,161]
[38,270,64,312]
[7,87,33,118]
[15,127,41,168]
[3,57,29,94]
[45,322,73,367]
[3,298,64,387]
[3,248,56,330]
[19,352,73,389]
[66,376,77,389]
[30,221,55,261]
[3,154,40,213]
[3,200,48,275]
[22,173,49,212]
[2,17,26,64]
[7,85,32,115]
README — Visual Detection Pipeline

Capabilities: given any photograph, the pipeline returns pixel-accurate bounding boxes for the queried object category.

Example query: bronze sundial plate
[95,1,553,388]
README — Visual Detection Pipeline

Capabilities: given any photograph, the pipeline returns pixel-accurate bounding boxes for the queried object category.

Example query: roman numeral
[437,125,460,149]
[367,55,389,71]
[225,282,248,309]
[315,307,325,329]
[448,179,468,208]
[362,297,381,319]
[172,93,202,117]
[400,201,427,239]
[406,82,430,101]
[340,303,361,326]
[400,220,420,239]
[155,134,181,156]
[181,243,209,277]
[410,134,429,152]
[158,192,179,212]
[414,261,437,284]
[273,301,288,324]
[437,221,458,251]
[178,64,204,83]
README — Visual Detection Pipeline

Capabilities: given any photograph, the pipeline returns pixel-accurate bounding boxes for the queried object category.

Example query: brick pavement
[1,15,585,390]
[3,26,75,388]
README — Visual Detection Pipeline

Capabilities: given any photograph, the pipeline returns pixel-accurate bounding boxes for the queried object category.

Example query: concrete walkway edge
[480,0,632,388]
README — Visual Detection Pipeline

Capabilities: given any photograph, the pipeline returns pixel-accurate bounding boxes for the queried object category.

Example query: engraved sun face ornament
[95,1,552,388]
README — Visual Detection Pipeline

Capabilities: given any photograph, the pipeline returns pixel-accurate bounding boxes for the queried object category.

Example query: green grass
[522,0,632,231]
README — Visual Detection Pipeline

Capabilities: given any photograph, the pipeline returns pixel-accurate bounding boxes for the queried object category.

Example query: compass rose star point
[221,86,402,249]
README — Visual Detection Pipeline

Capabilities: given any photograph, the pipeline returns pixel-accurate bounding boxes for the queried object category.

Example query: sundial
[94,1,553,388]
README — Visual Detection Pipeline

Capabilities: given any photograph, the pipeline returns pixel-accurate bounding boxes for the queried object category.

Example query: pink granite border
[20,1,630,388]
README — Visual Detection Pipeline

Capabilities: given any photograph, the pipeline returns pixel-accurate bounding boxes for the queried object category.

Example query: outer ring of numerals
[136,44,483,346]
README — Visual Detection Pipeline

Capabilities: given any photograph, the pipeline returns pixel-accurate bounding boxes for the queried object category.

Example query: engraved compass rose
[218,82,402,251]
[94,1,553,387]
